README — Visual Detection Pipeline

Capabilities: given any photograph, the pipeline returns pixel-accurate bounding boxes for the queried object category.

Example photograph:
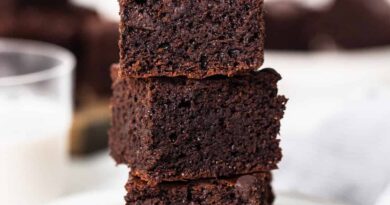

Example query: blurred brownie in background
[0,0,13,9]
[119,0,266,79]
[264,1,322,50]
[125,173,274,205]
[0,0,14,35]
[264,0,390,50]
[79,18,119,98]
[0,17,13,38]
[71,100,110,155]
[17,0,69,6]
[320,0,390,49]
[11,5,97,51]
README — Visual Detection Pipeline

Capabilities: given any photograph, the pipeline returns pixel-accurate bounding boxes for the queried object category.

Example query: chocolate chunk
[236,175,259,199]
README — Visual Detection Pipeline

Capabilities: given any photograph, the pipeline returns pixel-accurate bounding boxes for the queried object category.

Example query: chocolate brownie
[110,64,287,184]
[11,5,97,50]
[320,0,390,49]
[119,0,265,79]
[0,14,14,37]
[0,2,117,105]
[0,0,13,9]
[0,0,14,33]
[17,0,69,6]
[79,18,119,96]
[264,1,326,50]
[125,173,274,205]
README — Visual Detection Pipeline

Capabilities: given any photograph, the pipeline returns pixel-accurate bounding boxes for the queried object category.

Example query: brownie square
[0,0,13,9]
[320,0,390,49]
[0,14,14,37]
[70,101,110,156]
[0,0,15,29]
[264,1,323,50]
[17,0,69,6]
[0,0,68,10]
[110,64,287,184]
[79,18,119,96]
[119,0,265,79]
[12,5,97,49]
[125,173,274,205]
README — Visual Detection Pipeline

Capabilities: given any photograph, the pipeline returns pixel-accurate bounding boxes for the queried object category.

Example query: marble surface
[264,48,390,205]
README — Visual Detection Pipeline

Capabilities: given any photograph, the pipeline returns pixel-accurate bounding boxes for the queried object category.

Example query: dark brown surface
[0,3,119,102]
[320,0,390,49]
[125,173,274,205]
[264,0,390,50]
[0,3,116,155]
[119,0,265,79]
[0,0,15,35]
[10,5,97,51]
[79,19,119,97]
[0,0,68,7]
[7,5,101,105]
[0,0,13,10]
[17,0,69,6]
[264,1,326,50]
[110,64,287,184]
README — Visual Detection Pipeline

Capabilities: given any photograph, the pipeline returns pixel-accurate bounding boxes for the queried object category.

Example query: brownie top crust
[264,0,324,50]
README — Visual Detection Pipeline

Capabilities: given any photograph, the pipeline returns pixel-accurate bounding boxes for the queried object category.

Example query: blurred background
[0,0,390,204]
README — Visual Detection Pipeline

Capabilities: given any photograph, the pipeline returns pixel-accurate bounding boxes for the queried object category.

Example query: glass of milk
[0,38,75,205]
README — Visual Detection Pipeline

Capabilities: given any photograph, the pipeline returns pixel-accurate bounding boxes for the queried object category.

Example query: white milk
[0,95,71,205]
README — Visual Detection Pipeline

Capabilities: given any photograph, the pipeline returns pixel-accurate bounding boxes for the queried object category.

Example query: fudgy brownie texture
[119,0,265,79]
[320,0,390,49]
[0,0,14,34]
[264,1,326,50]
[125,173,274,205]
[110,64,287,184]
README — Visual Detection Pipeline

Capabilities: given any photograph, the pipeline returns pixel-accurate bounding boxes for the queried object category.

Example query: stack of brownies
[109,0,287,204]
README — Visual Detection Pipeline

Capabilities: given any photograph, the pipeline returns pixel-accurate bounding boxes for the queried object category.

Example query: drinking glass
[0,38,75,205]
